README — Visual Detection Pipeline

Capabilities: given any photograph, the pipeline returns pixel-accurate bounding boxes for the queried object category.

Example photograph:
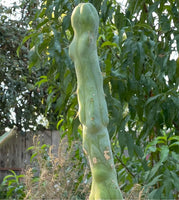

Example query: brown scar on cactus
[104,150,110,160]
[93,157,97,164]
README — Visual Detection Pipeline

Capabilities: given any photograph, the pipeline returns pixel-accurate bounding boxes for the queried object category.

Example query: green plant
[0,0,51,135]
[143,130,179,199]
[24,136,90,199]
[69,3,123,200]
[0,170,25,199]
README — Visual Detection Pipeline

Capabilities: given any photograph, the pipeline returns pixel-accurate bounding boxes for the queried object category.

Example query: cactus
[69,3,123,200]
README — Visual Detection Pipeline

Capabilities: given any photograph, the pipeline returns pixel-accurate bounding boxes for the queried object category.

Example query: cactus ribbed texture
[69,3,123,200]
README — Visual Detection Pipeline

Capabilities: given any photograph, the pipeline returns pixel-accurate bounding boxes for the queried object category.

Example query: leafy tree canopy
[0,0,49,134]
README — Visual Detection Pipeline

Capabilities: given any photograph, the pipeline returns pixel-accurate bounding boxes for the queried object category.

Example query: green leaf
[101,0,108,21]
[170,171,179,191]
[160,145,169,163]
[16,174,25,179]
[35,76,48,87]
[137,41,145,65]
[8,170,16,176]
[3,175,14,182]
[30,152,38,162]
[171,151,179,161]
[163,169,175,196]
[26,146,35,151]
[148,186,163,199]
[41,144,48,149]
[39,8,47,18]
[105,58,112,76]
[126,133,134,157]
[62,15,70,31]
[145,93,163,106]
[28,47,40,68]
[118,130,127,153]
[147,162,162,181]
[135,23,153,31]
[36,18,49,29]
[168,60,176,80]
[146,174,162,187]
[156,136,167,143]
[160,15,170,33]
[169,141,179,148]
[101,41,118,48]
[46,91,55,111]
[145,139,158,154]
[134,145,144,158]
[114,6,126,30]
[168,136,179,141]
[56,119,64,130]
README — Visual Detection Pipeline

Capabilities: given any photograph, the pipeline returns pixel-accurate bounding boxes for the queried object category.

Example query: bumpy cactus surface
[69,3,123,200]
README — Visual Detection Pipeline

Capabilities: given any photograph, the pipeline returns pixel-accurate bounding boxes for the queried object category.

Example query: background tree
[1,0,179,199]
[0,0,50,135]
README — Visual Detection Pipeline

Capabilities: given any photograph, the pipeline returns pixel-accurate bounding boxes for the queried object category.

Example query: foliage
[0,1,49,135]
[143,130,179,199]
[24,136,90,199]
[1,0,179,199]
[23,0,179,198]
[0,170,25,199]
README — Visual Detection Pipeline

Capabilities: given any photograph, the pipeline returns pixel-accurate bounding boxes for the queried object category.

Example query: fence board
[0,130,60,182]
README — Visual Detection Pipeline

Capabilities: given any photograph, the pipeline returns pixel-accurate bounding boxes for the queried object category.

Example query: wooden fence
[0,130,60,182]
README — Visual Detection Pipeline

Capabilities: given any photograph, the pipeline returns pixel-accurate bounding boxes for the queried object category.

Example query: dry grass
[125,184,148,200]
[24,135,91,200]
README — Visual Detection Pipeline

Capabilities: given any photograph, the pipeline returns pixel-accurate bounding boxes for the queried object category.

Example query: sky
[1,0,127,6]
[1,0,128,9]
[0,0,128,22]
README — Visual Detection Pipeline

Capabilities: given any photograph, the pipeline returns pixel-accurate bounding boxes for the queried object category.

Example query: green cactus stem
[69,3,123,200]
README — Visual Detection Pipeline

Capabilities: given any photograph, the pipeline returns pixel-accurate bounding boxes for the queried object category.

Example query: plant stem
[69,3,123,199]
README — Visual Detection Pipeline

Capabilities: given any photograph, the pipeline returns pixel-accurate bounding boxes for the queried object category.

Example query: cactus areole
[69,3,123,200]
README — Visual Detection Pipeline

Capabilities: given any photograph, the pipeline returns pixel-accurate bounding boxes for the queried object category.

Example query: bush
[0,170,25,199]
[24,135,91,199]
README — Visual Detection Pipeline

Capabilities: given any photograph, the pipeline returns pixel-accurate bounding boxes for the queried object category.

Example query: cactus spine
[69,3,123,200]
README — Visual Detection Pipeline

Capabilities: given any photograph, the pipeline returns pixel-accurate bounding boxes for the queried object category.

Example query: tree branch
[113,150,135,178]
